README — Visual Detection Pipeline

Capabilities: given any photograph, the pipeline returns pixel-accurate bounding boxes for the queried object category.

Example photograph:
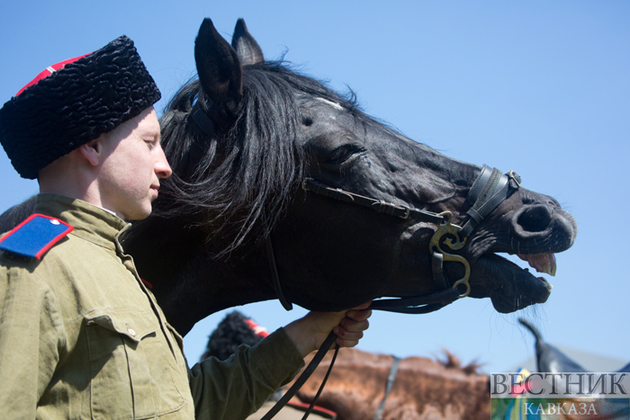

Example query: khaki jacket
[0,194,303,419]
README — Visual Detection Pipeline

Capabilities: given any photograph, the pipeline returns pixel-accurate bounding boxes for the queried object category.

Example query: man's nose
[155,145,173,179]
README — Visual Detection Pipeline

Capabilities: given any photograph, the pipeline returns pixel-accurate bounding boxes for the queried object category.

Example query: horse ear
[195,18,243,116]
[231,18,264,66]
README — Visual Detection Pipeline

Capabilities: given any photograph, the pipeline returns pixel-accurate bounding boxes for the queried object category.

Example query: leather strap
[299,345,339,420]
[190,101,231,135]
[302,178,446,225]
[459,165,520,238]
[265,236,293,311]
[191,106,219,137]
[260,332,338,420]
[368,288,460,314]
[373,356,401,420]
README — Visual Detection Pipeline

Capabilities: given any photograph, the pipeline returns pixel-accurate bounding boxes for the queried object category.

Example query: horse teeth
[517,253,557,277]
[538,276,553,291]
[542,263,551,275]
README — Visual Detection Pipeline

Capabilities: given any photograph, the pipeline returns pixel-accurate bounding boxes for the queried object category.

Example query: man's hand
[284,302,372,358]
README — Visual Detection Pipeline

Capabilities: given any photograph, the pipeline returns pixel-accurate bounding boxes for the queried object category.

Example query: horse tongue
[517,253,557,276]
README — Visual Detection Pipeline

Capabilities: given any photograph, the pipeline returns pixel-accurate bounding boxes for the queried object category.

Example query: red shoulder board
[0,214,73,259]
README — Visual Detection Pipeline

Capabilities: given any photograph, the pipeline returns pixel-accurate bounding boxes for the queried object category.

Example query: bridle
[267,166,522,314]
[261,166,520,420]
[373,356,401,420]
[190,100,521,420]
[190,99,521,313]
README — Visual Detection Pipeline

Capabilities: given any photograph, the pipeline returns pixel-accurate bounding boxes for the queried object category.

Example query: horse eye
[326,145,360,165]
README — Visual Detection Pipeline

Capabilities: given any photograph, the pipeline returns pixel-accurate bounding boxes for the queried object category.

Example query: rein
[190,101,521,420]
[261,167,519,420]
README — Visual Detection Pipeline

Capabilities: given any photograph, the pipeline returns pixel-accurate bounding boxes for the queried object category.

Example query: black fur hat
[201,311,268,362]
[0,35,161,179]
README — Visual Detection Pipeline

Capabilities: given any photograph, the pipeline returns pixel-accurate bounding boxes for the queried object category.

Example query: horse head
[120,18,578,334]
[519,318,630,374]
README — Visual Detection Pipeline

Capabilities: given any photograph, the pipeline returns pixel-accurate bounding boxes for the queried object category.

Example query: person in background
[201,311,339,420]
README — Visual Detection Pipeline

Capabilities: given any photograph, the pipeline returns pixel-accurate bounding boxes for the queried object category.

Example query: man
[0,35,370,419]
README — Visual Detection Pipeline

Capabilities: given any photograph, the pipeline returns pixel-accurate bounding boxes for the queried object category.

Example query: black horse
[0,18,577,336]
[499,319,630,419]
[519,319,630,374]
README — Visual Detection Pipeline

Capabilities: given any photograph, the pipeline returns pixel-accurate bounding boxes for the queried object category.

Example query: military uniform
[0,194,304,419]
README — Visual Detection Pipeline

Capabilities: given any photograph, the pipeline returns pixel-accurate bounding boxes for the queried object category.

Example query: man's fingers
[345,308,372,322]
[333,328,364,348]
[338,316,370,333]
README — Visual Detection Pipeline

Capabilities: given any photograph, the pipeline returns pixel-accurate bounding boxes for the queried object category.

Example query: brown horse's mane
[438,349,484,376]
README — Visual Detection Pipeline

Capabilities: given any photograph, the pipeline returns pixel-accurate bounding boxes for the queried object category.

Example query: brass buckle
[302,177,314,192]
[507,170,521,188]
[429,212,471,298]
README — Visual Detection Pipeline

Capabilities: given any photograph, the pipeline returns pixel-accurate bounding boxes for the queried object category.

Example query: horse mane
[438,350,484,375]
[154,61,363,257]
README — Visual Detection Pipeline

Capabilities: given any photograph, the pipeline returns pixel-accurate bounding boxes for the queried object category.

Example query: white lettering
[525,402,536,415]
[529,402,601,416]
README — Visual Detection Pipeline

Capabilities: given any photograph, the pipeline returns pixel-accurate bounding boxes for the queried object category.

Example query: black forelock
[153,61,361,258]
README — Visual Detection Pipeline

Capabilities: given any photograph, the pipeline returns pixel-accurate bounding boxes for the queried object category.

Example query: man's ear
[77,137,103,167]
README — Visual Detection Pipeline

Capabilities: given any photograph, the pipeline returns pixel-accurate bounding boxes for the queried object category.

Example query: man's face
[98,107,172,220]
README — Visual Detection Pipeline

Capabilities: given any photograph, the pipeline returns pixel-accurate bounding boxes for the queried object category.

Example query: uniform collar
[34,193,130,251]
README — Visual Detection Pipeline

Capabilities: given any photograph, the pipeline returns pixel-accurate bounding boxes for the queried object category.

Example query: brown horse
[204,313,630,420]
[203,311,490,420]
[295,349,489,420]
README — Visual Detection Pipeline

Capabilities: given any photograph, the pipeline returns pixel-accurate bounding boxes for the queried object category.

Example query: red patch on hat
[244,318,270,338]
[16,54,90,96]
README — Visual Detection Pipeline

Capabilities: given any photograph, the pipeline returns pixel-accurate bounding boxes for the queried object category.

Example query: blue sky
[1,1,628,374]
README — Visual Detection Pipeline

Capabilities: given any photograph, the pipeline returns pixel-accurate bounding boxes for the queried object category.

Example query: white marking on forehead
[315,97,344,111]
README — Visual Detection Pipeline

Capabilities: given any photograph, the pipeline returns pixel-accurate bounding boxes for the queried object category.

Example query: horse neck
[126,219,278,335]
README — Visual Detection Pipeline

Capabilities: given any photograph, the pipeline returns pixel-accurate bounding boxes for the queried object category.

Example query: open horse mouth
[465,204,577,313]
[471,254,553,313]
[297,169,577,315]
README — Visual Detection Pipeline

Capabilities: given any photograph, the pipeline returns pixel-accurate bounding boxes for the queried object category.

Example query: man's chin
[122,205,152,221]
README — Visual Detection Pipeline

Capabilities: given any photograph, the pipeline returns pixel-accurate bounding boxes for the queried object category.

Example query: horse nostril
[516,205,552,233]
